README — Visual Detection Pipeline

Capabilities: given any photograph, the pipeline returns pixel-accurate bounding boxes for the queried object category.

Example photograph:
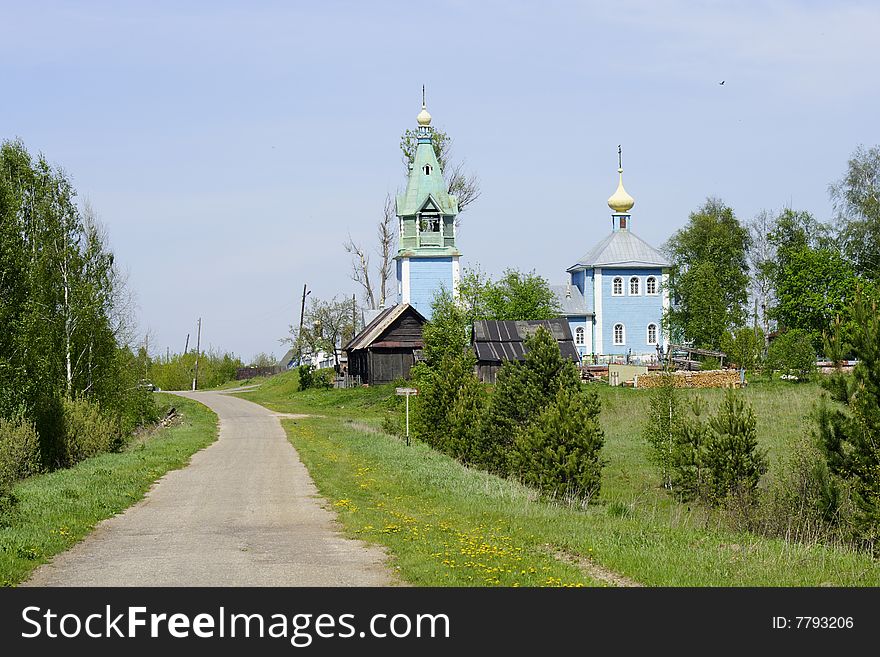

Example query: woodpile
[636,369,742,389]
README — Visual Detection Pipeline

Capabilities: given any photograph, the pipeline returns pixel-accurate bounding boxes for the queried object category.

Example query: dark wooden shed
[472,319,580,384]
[344,304,427,385]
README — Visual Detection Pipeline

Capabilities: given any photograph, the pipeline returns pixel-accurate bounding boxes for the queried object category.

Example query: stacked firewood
[636,370,742,389]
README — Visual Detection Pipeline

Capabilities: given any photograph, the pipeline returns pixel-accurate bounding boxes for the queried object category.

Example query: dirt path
[24,391,396,586]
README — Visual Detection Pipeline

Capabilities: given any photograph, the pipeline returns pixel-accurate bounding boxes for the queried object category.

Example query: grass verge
[0,393,217,586]
[284,414,880,586]
[239,372,880,586]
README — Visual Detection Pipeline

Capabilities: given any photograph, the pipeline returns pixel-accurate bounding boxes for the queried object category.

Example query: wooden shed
[344,304,427,385]
[472,319,580,384]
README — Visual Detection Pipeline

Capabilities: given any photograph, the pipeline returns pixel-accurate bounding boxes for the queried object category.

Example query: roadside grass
[0,393,218,586]
[246,374,880,586]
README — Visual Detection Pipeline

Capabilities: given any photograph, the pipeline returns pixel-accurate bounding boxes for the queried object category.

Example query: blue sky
[2,1,878,360]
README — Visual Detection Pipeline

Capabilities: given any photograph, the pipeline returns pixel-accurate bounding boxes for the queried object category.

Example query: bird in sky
[719,80,725,85]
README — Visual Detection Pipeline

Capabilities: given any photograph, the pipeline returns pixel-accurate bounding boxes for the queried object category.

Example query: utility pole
[184,333,190,355]
[192,318,201,391]
[352,293,357,337]
[298,284,309,366]
[144,333,149,380]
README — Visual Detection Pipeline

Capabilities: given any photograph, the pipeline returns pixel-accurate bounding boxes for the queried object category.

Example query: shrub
[514,386,605,502]
[766,329,816,380]
[700,357,721,371]
[721,326,765,370]
[755,436,849,544]
[446,374,489,467]
[0,415,43,484]
[61,397,122,465]
[668,398,711,501]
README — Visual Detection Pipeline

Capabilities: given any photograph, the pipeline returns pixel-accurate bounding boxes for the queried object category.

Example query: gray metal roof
[550,284,591,316]
[472,319,580,364]
[568,229,670,270]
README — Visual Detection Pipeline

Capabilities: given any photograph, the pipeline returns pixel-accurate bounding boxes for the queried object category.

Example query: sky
[2,1,878,361]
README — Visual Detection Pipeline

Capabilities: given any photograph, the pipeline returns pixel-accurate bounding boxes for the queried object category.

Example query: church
[552,150,671,364]
[350,96,670,376]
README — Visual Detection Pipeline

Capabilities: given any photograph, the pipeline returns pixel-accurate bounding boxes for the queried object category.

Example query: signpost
[395,387,418,446]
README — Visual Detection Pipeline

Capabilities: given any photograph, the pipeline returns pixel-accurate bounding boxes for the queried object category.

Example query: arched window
[423,164,432,175]
[575,326,585,345]
[630,276,640,295]
[613,323,625,345]
[647,323,658,345]
[612,277,623,295]
[646,276,657,295]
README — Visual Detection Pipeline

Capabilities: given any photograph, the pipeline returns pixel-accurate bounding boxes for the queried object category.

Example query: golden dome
[607,168,635,213]
[416,103,432,127]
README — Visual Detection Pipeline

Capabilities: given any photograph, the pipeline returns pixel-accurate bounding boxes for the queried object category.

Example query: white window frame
[575,326,585,345]
[612,276,624,296]
[629,276,640,296]
[647,323,658,345]
[646,276,658,295]
[613,323,625,345]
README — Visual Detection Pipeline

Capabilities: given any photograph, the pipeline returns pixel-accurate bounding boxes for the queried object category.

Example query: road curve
[24,391,396,586]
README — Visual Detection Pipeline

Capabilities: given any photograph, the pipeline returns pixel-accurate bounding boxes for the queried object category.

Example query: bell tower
[395,90,461,319]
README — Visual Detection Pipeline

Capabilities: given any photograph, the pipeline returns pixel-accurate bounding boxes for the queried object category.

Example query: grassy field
[0,393,217,586]
[238,370,880,586]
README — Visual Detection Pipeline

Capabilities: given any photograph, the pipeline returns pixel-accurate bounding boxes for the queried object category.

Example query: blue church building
[553,154,670,363]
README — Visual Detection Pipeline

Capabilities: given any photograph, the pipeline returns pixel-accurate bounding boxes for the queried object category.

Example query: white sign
[395,387,418,395]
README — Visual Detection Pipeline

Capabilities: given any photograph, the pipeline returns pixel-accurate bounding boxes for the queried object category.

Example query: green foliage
[514,386,605,501]
[0,139,159,470]
[817,292,880,548]
[0,416,43,486]
[642,372,683,489]
[149,350,242,391]
[297,364,332,391]
[766,329,816,380]
[700,356,722,371]
[771,244,858,352]
[459,268,560,322]
[60,397,122,466]
[721,326,764,370]
[703,391,768,506]
[664,198,751,349]
[830,145,880,281]
[411,350,477,455]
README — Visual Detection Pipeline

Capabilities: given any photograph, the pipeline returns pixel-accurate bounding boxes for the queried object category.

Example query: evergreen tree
[642,372,683,489]
[514,385,605,501]
[703,390,768,506]
[817,291,880,548]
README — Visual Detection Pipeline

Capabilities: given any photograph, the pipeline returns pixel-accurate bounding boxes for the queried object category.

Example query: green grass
[242,374,880,586]
[0,393,218,586]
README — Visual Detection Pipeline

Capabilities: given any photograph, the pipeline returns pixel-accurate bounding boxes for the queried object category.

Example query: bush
[61,397,122,465]
[297,364,333,391]
[700,357,721,371]
[766,329,816,380]
[721,326,764,370]
[514,386,605,502]
[755,436,848,544]
[0,415,43,485]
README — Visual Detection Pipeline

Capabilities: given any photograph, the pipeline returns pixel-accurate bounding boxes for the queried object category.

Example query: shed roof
[344,303,426,352]
[472,319,580,364]
[568,229,670,270]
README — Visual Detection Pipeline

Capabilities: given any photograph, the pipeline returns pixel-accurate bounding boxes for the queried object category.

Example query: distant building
[472,319,579,384]
[553,151,670,363]
[344,304,427,385]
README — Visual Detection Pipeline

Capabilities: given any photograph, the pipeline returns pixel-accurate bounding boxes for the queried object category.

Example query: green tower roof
[396,107,459,217]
